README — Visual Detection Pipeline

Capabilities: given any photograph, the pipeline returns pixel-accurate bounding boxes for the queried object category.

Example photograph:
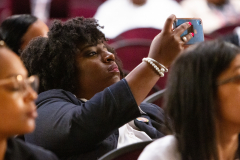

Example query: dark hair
[0,14,38,55]
[164,40,240,160]
[21,17,123,94]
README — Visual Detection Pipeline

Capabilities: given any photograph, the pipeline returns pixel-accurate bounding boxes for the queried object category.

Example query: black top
[25,79,165,160]
[4,138,58,160]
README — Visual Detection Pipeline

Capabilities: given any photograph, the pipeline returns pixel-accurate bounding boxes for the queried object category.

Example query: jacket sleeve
[25,79,141,155]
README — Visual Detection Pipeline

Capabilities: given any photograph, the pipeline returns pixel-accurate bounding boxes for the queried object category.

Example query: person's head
[131,0,147,6]
[207,0,227,5]
[21,17,123,99]
[0,41,38,138]
[164,40,240,160]
[0,14,49,55]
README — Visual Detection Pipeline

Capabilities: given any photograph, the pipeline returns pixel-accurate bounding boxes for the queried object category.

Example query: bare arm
[125,14,192,105]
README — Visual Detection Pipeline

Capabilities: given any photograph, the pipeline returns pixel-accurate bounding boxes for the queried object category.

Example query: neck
[75,89,96,100]
[216,119,239,160]
[0,136,7,160]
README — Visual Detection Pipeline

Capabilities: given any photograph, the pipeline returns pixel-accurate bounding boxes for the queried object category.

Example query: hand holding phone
[173,18,204,45]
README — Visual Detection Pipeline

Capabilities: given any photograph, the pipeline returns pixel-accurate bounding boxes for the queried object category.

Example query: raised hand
[148,14,193,67]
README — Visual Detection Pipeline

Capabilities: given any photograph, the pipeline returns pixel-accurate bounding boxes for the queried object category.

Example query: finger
[174,22,191,36]
[181,32,194,44]
[162,14,176,33]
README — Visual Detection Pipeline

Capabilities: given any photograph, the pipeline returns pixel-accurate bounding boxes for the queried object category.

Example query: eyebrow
[217,74,240,85]
[80,44,96,52]
[232,66,240,72]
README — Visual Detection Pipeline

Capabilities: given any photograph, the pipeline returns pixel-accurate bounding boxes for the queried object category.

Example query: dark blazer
[25,79,165,160]
[5,138,58,160]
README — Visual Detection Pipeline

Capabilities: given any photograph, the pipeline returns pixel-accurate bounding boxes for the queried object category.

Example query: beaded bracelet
[142,58,163,77]
[146,57,168,72]
[142,57,168,77]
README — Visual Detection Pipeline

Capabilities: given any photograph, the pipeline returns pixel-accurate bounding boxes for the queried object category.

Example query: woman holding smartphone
[21,14,193,159]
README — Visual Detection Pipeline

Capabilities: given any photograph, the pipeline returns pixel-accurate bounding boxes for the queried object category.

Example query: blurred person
[0,41,58,160]
[181,0,240,34]
[94,0,187,39]
[138,40,240,160]
[31,0,51,23]
[0,14,49,56]
[220,27,240,47]
[21,15,193,159]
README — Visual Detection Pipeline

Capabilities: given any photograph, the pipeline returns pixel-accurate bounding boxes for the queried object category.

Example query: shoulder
[5,138,58,160]
[138,135,180,160]
[36,89,81,106]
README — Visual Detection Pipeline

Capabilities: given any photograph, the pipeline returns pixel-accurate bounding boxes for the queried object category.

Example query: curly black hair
[21,17,123,94]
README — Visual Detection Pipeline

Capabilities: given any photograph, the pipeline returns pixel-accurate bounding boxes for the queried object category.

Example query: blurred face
[131,0,147,5]
[0,47,38,138]
[75,42,120,99]
[20,19,49,51]
[207,0,226,5]
[217,54,240,130]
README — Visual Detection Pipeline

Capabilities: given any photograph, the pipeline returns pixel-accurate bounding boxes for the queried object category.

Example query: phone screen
[173,18,204,45]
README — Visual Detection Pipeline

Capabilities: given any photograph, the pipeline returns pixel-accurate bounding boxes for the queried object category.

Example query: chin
[22,121,36,134]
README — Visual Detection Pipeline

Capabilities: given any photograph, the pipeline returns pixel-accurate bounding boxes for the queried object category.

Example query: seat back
[0,0,11,23]
[143,89,166,103]
[98,140,152,160]
[110,37,168,90]
[111,38,152,72]
[209,24,240,38]
[11,0,31,15]
[69,0,104,18]
[108,27,160,44]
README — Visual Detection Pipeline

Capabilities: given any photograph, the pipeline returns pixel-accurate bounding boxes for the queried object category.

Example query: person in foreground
[0,14,49,56]
[138,40,240,160]
[0,42,58,160]
[21,14,193,159]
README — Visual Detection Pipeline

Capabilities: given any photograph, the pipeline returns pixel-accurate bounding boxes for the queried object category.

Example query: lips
[108,63,119,72]
[26,107,38,119]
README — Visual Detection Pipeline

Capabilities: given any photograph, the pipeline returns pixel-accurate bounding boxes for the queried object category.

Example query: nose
[24,86,38,102]
[103,51,115,63]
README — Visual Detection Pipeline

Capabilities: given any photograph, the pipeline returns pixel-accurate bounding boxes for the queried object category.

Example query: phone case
[173,18,204,45]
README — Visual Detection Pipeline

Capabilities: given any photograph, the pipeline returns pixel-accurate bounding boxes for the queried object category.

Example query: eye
[87,51,97,57]
[4,82,22,92]
[233,75,240,83]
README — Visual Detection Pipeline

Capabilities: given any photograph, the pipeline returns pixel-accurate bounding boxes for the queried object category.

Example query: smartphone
[173,18,204,45]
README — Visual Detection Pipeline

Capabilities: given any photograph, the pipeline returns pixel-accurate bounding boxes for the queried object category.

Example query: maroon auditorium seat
[11,0,31,15]
[0,0,11,23]
[108,27,161,44]
[69,0,105,18]
[208,24,240,38]
[11,0,69,18]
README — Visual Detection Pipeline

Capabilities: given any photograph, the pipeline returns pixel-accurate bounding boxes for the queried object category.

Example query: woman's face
[75,42,121,99]
[217,54,240,129]
[20,19,49,51]
[207,0,226,5]
[0,47,38,137]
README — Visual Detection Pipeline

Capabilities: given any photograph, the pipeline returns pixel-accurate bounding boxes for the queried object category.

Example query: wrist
[142,57,168,77]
